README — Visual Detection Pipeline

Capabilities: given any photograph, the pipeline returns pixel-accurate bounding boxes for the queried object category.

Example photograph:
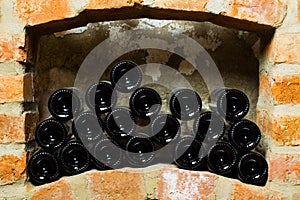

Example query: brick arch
[2,0,300,199]
[15,0,286,35]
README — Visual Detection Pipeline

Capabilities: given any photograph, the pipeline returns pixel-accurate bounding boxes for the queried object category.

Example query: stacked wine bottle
[28,60,268,186]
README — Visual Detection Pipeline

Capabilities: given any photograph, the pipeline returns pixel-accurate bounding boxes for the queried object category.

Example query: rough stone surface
[86,170,146,200]
[0,152,26,185]
[35,19,259,121]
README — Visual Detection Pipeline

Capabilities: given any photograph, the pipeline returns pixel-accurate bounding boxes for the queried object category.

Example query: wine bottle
[193,111,225,143]
[152,141,176,164]
[110,60,142,93]
[237,152,268,186]
[48,88,81,121]
[28,151,60,185]
[125,132,155,167]
[212,88,249,122]
[104,107,135,148]
[169,88,202,121]
[92,138,122,170]
[35,118,67,150]
[59,140,91,175]
[174,136,207,170]
[129,87,162,119]
[72,111,104,144]
[150,114,180,149]
[207,142,237,175]
[85,81,117,115]
[229,119,261,151]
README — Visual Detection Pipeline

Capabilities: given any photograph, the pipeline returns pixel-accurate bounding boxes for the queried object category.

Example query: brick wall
[1,0,299,199]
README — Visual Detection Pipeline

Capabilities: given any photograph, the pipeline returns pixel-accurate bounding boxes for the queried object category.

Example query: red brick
[0,152,26,185]
[0,74,33,103]
[0,114,25,143]
[268,152,300,184]
[87,0,139,9]
[266,33,300,64]
[158,167,218,200]
[259,72,300,105]
[272,75,300,104]
[0,112,38,144]
[15,0,73,25]
[232,182,283,200]
[257,109,300,146]
[148,0,207,12]
[0,36,26,62]
[86,170,146,200]
[271,115,300,145]
[228,0,286,27]
[259,72,272,101]
[30,179,72,200]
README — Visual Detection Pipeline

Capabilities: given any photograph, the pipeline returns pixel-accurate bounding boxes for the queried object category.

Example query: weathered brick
[25,112,39,142]
[231,181,283,200]
[271,115,300,145]
[259,72,272,101]
[259,72,300,105]
[272,75,300,104]
[267,33,300,64]
[148,0,207,12]
[86,170,146,200]
[14,0,73,25]
[268,152,300,184]
[157,167,218,200]
[228,0,286,27]
[14,0,286,30]
[257,109,300,146]
[0,152,26,185]
[87,0,139,9]
[0,74,33,103]
[0,114,25,143]
[0,37,26,62]
[30,179,72,200]
[0,112,38,144]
